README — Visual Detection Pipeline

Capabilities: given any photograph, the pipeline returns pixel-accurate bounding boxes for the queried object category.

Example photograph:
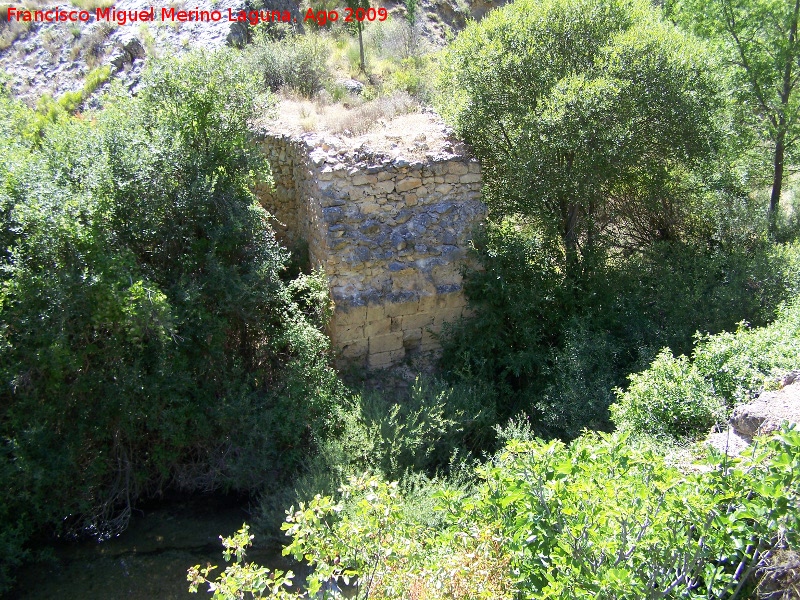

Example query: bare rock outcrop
[707,376,800,455]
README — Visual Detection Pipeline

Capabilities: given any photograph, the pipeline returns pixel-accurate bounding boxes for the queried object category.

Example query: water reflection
[12,495,291,600]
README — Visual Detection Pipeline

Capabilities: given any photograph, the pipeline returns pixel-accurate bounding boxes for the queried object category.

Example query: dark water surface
[11,495,294,599]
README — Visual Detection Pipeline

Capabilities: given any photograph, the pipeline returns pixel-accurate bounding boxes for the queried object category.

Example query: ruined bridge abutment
[254,130,485,369]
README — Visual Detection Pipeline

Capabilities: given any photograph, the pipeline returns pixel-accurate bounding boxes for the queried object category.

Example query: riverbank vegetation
[2,0,800,595]
[0,50,350,590]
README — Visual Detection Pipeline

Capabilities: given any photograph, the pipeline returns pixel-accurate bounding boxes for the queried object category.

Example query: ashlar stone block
[396,177,422,192]
[369,331,404,354]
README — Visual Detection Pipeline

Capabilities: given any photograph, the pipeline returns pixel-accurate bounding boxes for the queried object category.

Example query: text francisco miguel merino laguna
[5,5,295,25]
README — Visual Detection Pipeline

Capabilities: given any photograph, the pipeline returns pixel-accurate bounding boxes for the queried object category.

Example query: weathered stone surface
[341,339,369,358]
[705,426,751,456]
[385,301,420,318]
[448,162,469,175]
[730,381,800,438]
[368,349,405,368]
[402,313,435,330]
[333,324,365,343]
[396,177,423,192]
[352,174,378,186]
[363,319,391,338]
[375,180,395,194]
[369,332,404,354]
[461,173,482,184]
[253,130,485,369]
[706,377,800,455]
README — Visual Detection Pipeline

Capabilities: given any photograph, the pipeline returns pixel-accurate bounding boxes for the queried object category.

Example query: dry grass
[326,91,418,135]
[69,0,114,9]
[757,549,800,599]
[73,20,115,67]
[0,14,33,52]
[277,89,419,136]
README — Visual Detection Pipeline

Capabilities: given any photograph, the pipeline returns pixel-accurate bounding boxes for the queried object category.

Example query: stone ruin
[254,113,485,369]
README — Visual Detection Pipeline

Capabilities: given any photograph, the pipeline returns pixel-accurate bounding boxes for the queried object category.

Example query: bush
[246,31,330,98]
[438,0,722,276]
[693,300,800,406]
[29,65,111,137]
[0,50,346,591]
[610,349,724,440]
[384,57,437,102]
[535,321,621,438]
[188,524,296,599]
[256,375,495,534]
[441,217,800,441]
[612,300,800,441]
[270,427,800,599]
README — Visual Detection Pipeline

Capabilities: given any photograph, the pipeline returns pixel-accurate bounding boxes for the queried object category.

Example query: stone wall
[255,130,485,369]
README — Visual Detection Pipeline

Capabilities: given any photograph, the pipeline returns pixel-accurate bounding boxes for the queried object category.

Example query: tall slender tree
[353,0,370,72]
[670,0,800,233]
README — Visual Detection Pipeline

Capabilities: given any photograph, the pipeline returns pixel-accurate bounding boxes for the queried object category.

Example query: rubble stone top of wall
[254,103,474,168]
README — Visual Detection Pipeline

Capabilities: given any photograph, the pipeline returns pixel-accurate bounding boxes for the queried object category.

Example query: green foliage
[282,474,510,599]
[188,524,296,599]
[272,427,800,599]
[403,0,418,26]
[384,56,436,102]
[438,0,722,274]
[441,221,568,393]
[612,300,800,440]
[610,350,724,440]
[257,376,494,533]
[0,50,345,591]
[30,66,110,136]
[246,31,330,98]
[692,302,800,406]
[441,211,800,439]
[668,0,800,230]
[434,0,793,441]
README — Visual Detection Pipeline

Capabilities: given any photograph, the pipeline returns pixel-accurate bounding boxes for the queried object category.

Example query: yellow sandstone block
[369,331,404,354]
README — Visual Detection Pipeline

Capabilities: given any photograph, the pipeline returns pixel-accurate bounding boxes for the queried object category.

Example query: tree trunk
[769,127,785,234]
[564,203,580,278]
[358,22,366,72]
[770,0,800,236]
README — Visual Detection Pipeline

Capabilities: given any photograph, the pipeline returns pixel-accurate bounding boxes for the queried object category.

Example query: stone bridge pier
[254,127,485,369]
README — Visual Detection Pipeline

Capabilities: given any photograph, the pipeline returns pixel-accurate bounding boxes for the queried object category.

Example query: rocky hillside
[0,0,507,105]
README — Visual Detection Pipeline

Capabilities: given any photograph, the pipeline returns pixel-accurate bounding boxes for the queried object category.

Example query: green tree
[353,0,370,72]
[438,0,722,278]
[404,0,418,26]
[669,0,800,234]
[0,50,345,591]
[402,0,420,56]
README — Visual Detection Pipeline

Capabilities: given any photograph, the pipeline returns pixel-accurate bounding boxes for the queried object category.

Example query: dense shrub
[693,300,800,406]
[435,0,799,441]
[610,349,724,440]
[0,50,345,591]
[246,31,330,98]
[438,0,723,277]
[199,426,800,598]
[256,376,495,533]
[612,300,800,440]
[440,216,799,440]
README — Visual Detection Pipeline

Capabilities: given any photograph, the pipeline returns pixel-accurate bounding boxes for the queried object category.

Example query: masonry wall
[255,131,486,369]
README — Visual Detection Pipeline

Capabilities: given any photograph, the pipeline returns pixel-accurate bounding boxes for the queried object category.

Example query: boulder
[730,380,800,439]
[110,37,145,70]
[337,78,364,95]
[706,377,800,455]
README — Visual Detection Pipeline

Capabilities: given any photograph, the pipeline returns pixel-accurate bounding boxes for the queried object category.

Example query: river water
[11,495,296,599]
